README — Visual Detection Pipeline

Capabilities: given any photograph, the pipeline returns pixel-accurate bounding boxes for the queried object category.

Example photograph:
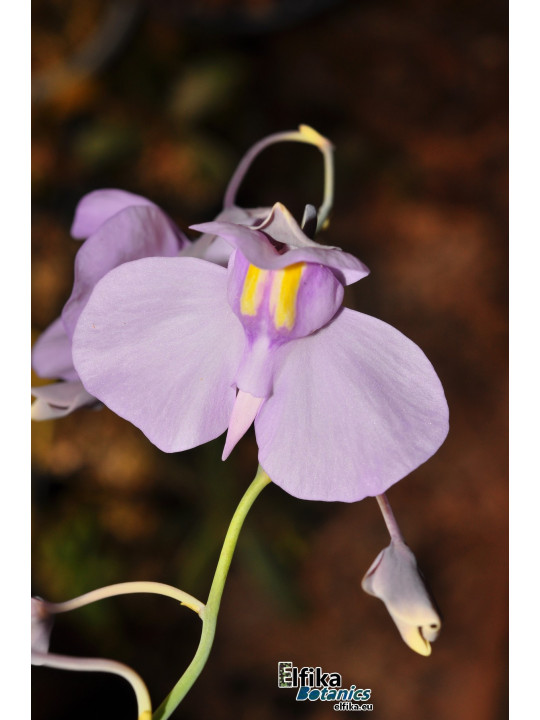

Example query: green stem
[44,581,204,617]
[153,467,272,720]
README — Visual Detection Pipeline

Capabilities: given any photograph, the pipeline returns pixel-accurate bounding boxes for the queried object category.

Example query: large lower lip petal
[72,257,246,452]
[255,308,449,502]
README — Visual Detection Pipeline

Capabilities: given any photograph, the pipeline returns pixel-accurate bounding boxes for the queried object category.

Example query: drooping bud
[362,540,441,656]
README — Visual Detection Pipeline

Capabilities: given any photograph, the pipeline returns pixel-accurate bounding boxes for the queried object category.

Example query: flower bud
[362,540,441,656]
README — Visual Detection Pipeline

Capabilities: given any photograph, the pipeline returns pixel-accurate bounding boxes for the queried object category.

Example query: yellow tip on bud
[298,124,333,149]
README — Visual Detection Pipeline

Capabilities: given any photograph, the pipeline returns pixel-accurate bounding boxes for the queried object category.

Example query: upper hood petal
[191,204,370,286]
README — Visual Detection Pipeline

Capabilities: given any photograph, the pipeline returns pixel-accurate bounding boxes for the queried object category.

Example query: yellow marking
[298,124,331,149]
[271,263,305,330]
[240,265,269,316]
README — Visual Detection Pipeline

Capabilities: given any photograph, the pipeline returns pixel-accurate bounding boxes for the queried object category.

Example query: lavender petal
[255,308,449,502]
[31,381,98,420]
[32,317,78,382]
[62,205,185,338]
[72,257,246,452]
[70,189,157,239]
[191,213,370,286]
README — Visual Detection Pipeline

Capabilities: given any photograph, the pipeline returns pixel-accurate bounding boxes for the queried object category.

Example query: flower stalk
[223,124,334,233]
[44,581,205,617]
[31,650,152,720]
[153,466,272,720]
[375,493,405,544]
[33,583,205,719]
[364,493,442,656]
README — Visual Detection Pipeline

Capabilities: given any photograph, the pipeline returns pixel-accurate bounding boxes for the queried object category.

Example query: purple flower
[32,127,333,421]
[72,202,448,502]
[32,190,190,419]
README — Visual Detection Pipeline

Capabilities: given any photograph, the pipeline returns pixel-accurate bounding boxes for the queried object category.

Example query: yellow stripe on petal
[240,265,268,316]
[271,263,305,330]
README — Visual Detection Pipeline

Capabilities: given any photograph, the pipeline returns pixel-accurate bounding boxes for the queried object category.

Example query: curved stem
[44,582,205,617]
[223,125,334,232]
[153,467,272,720]
[32,651,152,720]
[376,493,405,544]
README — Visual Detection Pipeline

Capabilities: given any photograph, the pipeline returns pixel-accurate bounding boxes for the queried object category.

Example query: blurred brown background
[31,1,508,719]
